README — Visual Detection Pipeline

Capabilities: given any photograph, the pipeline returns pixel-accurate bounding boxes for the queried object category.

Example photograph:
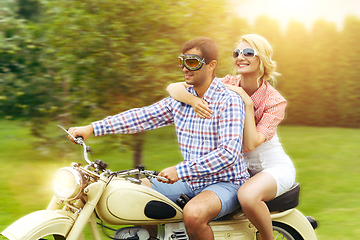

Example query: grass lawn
[0,120,359,239]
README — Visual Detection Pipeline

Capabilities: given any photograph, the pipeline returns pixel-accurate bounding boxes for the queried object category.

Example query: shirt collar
[189,77,221,103]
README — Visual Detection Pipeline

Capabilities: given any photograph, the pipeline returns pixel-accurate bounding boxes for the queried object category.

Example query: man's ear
[208,60,217,72]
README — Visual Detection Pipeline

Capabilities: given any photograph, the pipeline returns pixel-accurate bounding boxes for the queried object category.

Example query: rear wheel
[272,222,304,240]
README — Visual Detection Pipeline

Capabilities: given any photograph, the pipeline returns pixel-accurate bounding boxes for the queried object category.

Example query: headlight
[52,167,84,201]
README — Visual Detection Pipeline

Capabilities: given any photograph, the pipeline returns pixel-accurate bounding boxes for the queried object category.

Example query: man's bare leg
[182,190,221,240]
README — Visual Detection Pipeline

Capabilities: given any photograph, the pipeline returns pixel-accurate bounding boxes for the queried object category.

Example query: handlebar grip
[152,171,170,182]
[156,175,169,182]
[74,136,84,145]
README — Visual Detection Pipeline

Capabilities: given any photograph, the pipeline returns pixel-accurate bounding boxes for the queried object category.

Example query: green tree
[16,0,42,21]
[0,9,57,128]
[308,20,340,126]
[33,0,232,166]
[218,16,251,77]
[339,16,360,127]
[278,21,311,125]
[0,0,16,10]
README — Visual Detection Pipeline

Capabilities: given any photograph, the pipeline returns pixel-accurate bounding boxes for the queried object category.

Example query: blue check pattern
[92,78,249,190]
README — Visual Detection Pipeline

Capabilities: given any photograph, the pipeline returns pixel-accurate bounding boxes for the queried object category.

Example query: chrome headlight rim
[52,167,84,201]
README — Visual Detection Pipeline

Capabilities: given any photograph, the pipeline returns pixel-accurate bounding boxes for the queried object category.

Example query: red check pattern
[221,75,286,141]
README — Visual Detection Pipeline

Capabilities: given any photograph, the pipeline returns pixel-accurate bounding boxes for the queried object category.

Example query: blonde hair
[237,34,280,86]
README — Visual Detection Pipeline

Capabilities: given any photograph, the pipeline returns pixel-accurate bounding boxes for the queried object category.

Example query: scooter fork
[66,180,106,240]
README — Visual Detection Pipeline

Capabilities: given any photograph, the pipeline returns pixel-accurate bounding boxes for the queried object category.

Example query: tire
[0,235,65,240]
[272,222,304,240]
[38,235,66,240]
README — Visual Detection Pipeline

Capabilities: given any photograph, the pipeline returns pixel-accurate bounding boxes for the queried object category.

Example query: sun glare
[235,0,316,29]
[234,0,360,30]
[271,0,313,27]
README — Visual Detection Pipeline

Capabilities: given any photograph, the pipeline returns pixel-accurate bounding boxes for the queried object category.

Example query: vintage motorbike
[1,126,318,240]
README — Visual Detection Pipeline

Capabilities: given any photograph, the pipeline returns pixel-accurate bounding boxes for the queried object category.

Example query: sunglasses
[233,48,258,59]
[179,54,206,71]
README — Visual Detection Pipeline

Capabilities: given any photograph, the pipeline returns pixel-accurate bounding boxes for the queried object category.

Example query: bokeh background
[0,0,359,239]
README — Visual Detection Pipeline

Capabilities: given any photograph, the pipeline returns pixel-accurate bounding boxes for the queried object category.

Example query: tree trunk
[132,132,145,169]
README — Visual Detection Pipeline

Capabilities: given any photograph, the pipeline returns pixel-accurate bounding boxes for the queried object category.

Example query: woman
[166,34,296,240]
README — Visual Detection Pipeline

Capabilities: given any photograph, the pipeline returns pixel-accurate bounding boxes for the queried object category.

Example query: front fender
[272,209,317,240]
[1,210,80,240]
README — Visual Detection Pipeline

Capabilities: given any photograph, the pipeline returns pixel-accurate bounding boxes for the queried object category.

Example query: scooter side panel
[210,220,256,240]
[163,220,256,240]
[96,179,183,225]
[1,210,79,240]
[272,209,317,240]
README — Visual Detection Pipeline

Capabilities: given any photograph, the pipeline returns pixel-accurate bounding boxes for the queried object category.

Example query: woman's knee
[238,187,259,208]
[238,173,277,203]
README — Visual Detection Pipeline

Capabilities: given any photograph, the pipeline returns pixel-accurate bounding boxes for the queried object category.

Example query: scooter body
[1,128,318,240]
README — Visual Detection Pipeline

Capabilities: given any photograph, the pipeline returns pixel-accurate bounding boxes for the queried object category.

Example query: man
[68,37,249,240]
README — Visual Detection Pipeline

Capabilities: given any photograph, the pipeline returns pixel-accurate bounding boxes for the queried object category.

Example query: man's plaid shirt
[92,78,249,190]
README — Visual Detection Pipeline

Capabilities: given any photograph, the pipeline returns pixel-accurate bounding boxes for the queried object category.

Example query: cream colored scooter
[1,126,318,240]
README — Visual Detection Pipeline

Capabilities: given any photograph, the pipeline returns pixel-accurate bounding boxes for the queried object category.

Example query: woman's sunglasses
[179,54,206,71]
[233,48,258,59]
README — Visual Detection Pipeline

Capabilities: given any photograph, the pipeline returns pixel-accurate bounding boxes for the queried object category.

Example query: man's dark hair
[182,37,218,64]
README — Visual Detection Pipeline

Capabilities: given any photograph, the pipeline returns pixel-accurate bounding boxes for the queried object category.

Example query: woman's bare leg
[238,172,277,240]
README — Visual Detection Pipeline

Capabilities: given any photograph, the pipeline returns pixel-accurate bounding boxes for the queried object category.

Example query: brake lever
[144,171,169,182]
[57,125,79,143]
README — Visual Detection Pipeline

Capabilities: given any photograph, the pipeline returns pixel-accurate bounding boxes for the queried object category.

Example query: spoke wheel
[272,222,304,240]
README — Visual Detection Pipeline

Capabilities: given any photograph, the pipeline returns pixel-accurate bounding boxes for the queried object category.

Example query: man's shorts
[150,179,240,219]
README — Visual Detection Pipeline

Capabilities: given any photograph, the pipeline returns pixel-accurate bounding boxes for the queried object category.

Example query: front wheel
[38,235,66,240]
[0,236,65,240]
[272,222,304,240]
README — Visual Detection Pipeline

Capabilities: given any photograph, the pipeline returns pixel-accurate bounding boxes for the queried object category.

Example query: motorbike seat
[265,182,300,212]
[176,182,301,220]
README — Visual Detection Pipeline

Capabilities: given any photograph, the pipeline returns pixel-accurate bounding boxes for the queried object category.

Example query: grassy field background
[0,120,359,239]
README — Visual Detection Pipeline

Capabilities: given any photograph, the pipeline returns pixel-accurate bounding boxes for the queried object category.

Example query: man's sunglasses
[179,54,206,71]
[233,48,258,59]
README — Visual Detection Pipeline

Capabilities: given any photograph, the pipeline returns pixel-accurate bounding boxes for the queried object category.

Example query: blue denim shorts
[151,179,240,219]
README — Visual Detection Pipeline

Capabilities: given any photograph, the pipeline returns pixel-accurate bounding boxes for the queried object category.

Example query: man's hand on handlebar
[67,125,94,143]
[158,166,179,184]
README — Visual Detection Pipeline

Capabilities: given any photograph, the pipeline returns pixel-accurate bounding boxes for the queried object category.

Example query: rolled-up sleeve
[92,97,174,137]
[256,98,286,140]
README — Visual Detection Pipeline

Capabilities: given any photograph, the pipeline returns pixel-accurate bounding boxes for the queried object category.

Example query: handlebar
[57,125,169,182]
[57,125,92,164]
[144,170,169,182]
[114,169,169,182]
